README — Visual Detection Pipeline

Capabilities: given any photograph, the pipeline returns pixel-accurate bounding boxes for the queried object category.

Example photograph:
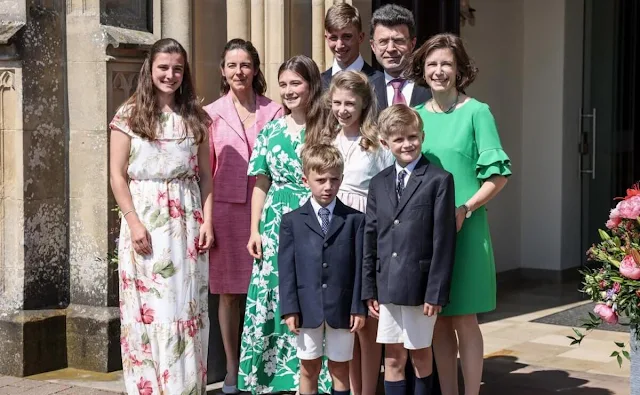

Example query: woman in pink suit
[204,38,283,394]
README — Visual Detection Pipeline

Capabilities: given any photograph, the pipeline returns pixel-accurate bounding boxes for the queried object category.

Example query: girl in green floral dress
[238,55,331,394]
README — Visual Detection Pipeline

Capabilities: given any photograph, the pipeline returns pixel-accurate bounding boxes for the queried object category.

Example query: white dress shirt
[385,71,415,106]
[332,54,365,76]
[310,197,337,228]
[395,156,421,188]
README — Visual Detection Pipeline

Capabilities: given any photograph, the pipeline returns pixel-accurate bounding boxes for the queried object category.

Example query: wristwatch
[462,204,472,218]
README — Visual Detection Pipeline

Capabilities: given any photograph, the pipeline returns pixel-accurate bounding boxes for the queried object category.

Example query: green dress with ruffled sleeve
[415,98,512,316]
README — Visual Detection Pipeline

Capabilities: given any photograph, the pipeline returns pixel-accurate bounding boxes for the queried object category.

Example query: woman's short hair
[219,38,267,96]
[407,33,478,92]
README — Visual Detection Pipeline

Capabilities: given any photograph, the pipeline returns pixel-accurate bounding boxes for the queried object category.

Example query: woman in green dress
[407,34,512,395]
[238,55,331,394]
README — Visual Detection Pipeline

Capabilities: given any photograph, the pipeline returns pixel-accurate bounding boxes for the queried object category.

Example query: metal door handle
[578,108,596,179]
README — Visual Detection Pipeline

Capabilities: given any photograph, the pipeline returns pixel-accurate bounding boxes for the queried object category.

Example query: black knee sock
[331,389,350,395]
[413,374,433,395]
[384,379,407,395]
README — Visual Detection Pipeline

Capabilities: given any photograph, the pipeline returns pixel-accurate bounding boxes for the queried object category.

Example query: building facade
[1,0,637,382]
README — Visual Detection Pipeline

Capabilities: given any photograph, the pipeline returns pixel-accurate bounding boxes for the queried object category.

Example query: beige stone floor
[24,297,633,394]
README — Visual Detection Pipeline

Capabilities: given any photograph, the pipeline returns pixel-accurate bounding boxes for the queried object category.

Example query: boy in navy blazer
[279,144,367,395]
[362,105,456,395]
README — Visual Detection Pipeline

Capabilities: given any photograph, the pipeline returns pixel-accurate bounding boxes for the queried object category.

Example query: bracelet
[122,209,135,218]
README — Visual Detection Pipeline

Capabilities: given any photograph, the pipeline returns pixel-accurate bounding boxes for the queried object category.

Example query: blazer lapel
[324,200,347,241]
[384,168,398,208]
[252,95,277,138]
[395,156,429,216]
[218,94,246,141]
[373,75,388,111]
[303,200,325,238]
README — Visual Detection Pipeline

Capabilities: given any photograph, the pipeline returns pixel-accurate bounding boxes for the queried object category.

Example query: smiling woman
[202,38,283,395]
[108,38,214,395]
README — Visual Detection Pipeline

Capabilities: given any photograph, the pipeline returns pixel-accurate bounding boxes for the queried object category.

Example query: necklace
[338,132,360,162]
[431,92,460,114]
[235,97,256,125]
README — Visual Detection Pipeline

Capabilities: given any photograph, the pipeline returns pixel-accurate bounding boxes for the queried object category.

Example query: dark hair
[127,38,210,144]
[370,4,416,38]
[406,33,478,91]
[325,2,362,33]
[277,55,324,146]
[219,38,267,96]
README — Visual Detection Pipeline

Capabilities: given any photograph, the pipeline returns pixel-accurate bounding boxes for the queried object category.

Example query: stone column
[324,0,334,69]
[264,0,287,99]
[227,0,250,40]
[194,0,227,104]
[0,0,69,376]
[312,0,326,71]
[161,0,192,56]
[66,0,154,373]
[251,0,265,67]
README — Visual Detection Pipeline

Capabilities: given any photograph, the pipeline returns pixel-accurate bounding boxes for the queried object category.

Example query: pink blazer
[205,93,283,204]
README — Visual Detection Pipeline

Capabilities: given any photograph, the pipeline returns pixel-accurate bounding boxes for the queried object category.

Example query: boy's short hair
[302,144,345,176]
[325,2,362,33]
[378,104,424,140]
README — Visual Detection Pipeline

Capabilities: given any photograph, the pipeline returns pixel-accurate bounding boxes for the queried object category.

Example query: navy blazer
[279,198,367,329]
[369,72,432,113]
[362,155,457,307]
[321,61,382,90]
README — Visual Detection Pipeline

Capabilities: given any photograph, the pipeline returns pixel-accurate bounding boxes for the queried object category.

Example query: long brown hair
[219,38,267,96]
[321,70,380,151]
[127,38,210,144]
[406,33,478,92]
[277,55,324,145]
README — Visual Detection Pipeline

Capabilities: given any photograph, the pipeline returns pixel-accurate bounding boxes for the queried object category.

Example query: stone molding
[0,69,15,297]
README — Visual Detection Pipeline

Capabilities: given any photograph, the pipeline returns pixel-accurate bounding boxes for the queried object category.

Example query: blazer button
[323,242,328,248]
[322,283,328,289]
[392,252,398,258]
[323,262,328,268]
[394,219,400,225]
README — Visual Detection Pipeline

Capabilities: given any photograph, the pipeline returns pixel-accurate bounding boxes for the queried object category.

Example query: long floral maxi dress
[237,118,332,394]
[110,106,209,395]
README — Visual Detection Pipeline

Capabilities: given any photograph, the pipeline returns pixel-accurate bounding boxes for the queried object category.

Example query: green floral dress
[237,118,331,394]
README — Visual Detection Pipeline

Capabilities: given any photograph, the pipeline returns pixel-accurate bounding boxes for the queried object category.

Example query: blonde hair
[322,71,380,151]
[325,2,362,33]
[378,104,424,140]
[301,144,345,176]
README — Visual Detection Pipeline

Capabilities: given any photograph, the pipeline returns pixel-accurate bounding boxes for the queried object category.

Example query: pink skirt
[209,198,253,294]
[337,190,367,213]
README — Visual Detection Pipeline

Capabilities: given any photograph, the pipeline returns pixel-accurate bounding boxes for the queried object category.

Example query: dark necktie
[389,78,407,105]
[396,169,407,198]
[319,207,331,234]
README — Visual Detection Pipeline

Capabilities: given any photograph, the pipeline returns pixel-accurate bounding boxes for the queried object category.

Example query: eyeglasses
[373,38,409,49]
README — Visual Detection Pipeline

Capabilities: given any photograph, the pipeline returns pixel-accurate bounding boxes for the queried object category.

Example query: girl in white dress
[322,70,395,395]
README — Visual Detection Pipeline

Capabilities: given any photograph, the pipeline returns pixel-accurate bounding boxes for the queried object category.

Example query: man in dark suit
[369,4,432,112]
[279,144,367,395]
[362,105,456,395]
[321,2,382,89]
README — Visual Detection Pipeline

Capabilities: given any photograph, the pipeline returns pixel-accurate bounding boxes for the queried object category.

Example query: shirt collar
[310,196,337,215]
[395,155,421,175]
[384,70,411,85]
[332,54,365,76]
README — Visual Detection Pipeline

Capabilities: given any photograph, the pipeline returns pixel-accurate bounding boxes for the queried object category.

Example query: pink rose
[616,196,640,219]
[594,303,618,325]
[606,218,621,229]
[620,254,640,280]
[137,303,155,324]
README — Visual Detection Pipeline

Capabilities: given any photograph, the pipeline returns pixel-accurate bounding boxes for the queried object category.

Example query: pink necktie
[389,78,407,105]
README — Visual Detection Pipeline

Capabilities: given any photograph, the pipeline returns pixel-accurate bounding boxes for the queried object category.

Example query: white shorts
[296,322,355,362]
[376,303,437,350]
